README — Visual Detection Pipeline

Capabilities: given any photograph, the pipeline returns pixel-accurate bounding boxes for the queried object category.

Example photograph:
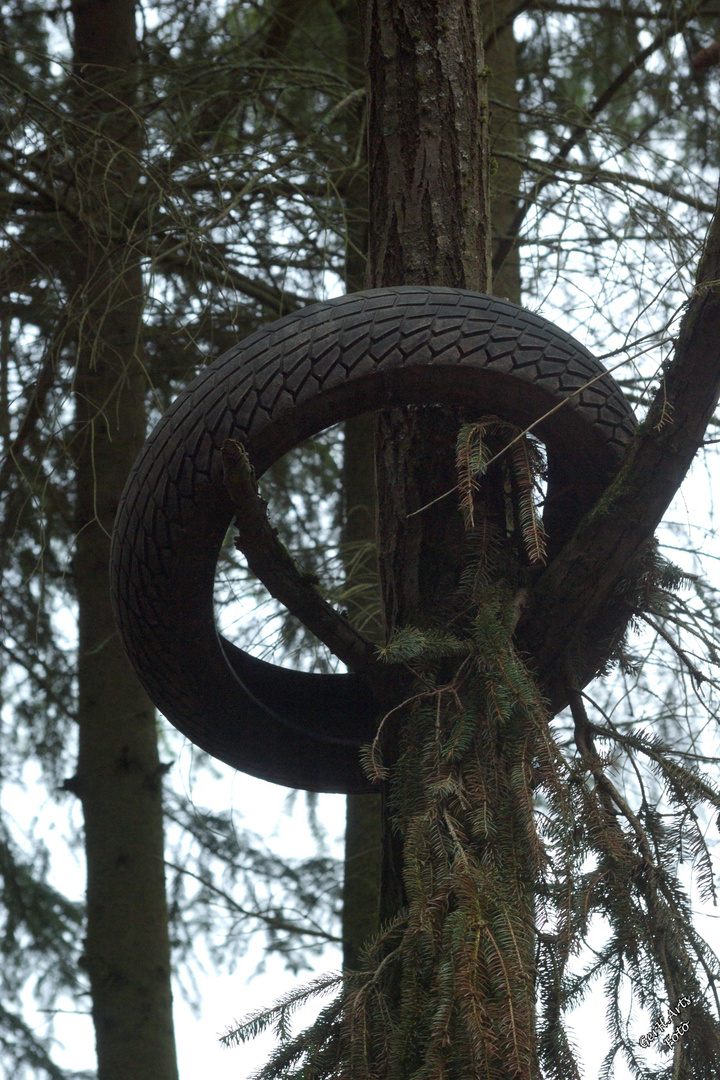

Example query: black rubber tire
[110,287,635,793]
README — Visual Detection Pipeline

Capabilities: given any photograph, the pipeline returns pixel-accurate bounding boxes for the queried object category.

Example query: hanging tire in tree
[110,287,636,793]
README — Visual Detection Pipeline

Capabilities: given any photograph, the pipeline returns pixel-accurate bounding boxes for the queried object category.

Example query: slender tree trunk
[340,0,382,973]
[484,0,522,304]
[68,3,178,1077]
[364,0,492,919]
[483,1,541,1037]
[363,0,538,1072]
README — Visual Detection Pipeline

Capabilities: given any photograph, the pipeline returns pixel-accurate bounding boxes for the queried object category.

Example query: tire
[110,287,635,793]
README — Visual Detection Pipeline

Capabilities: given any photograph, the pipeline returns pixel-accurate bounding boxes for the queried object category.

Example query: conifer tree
[220,2,720,1078]
[3,0,720,1076]
[0,1,352,1073]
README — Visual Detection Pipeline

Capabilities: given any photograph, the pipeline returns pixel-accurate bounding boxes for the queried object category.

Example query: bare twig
[638,611,714,689]
[492,0,701,276]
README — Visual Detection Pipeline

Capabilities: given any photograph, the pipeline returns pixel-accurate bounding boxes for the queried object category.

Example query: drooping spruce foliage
[222,423,720,1079]
[2,0,720,1075]
[456,418,548,564]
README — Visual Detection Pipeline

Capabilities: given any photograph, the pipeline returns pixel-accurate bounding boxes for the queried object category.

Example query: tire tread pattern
[111,287,635,792]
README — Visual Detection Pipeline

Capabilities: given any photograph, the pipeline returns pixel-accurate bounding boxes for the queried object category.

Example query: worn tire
[110,287,635,793]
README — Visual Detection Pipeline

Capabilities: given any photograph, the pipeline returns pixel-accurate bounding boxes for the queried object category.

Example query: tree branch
[156,249,307,316]
[518,183,720,711]
[0,332,63,498]
[492,0,700,277]
[494,150,717,216]
[221,439,405,704]
[639,612,714,689]
[164,861,341,944]
[530,0,720,16]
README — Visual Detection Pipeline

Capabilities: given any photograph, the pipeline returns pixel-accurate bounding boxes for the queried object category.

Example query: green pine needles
[357,583,553,1079]
[456,418,547,567]
[221,420,720,1080]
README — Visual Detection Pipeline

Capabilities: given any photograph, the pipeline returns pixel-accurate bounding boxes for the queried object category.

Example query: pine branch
[508,436,547,566]
[639,611,714,689]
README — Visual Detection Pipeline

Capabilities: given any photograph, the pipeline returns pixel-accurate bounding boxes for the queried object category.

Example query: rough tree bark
[361,0,539,1071]
[363,0,493,917]
[342,0,525,976]
[68,2,178,1077]
[484,0,522,306]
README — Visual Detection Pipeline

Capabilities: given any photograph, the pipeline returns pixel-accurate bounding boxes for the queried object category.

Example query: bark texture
[362,2,538,1073]
[69,2,178,1077]
[364,0,492,643]
[483,0,522,303]
[364,0,491,293]
[362,0,494,918]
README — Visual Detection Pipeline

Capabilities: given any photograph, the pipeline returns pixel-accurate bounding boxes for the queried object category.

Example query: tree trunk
[484,2,541,1043]
[340,0,383,973]
[484,0,522,303]
[362,0,538,1072]
[69,3,178,1077]
[363,0,493,917]
[342,413,382,972]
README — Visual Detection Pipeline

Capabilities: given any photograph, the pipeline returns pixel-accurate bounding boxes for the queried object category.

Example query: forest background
[2,0,720,1077]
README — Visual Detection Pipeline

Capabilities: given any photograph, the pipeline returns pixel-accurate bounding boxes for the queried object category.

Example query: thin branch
[222,439,405,705]
[0,640,74,722]
[495,151,717,215]
[157,249,307,316]
[518,177,720,712]
[164,861,341,943]
[638,611,714,689]
[406,354,630,520]
[0,337,62,497]
[531,0,720,15]
[492,0,701,276]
